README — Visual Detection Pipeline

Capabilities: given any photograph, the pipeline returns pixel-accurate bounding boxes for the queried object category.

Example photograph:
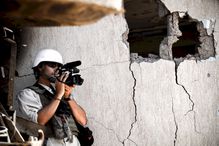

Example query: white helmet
[32,49,63,68]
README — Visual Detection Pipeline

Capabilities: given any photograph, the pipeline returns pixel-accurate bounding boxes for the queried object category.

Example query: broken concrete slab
[197,22,215,59]
[159,12,182,60]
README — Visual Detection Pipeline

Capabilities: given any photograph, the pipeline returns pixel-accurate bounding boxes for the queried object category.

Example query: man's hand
[64,85,75,98]
[55,72,69,99]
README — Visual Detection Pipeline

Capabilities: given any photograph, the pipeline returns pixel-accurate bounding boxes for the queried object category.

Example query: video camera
[57,60,84,86]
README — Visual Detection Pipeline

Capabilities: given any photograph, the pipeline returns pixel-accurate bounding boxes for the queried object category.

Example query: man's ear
[38,63,43,71]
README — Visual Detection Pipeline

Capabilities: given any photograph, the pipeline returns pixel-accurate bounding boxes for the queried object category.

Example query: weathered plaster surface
[127,60,190,146]
[126,59,219,146]
[77,62,135,145]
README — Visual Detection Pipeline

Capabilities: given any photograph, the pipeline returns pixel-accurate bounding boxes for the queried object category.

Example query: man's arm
[37,95,61,125]
[37,74,67,125]
[64,85,87,126]
[66,97,87,126]
[15,89,42,123]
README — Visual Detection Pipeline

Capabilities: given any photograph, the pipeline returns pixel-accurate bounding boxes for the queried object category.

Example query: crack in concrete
[18,60,131,78]
[174,62,194,115]
[16,73,34,78]
[193,111,201,134]
[171,96,178,146]
[121,62,138,146]
[174,61,201,134]
[83,61,138,146]
[90,118,123,144]
[81,60,130,71]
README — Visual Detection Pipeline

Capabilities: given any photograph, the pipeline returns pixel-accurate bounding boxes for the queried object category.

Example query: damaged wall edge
[130,11,216,64]
[159,12,182,60]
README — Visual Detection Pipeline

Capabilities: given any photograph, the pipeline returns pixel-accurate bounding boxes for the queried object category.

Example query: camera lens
[65,74,84,86]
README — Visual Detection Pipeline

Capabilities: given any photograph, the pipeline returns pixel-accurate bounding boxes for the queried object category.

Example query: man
[15,49,87,146]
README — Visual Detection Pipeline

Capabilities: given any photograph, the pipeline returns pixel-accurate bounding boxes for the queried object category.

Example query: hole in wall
[128,27,166,58]
[124,0,215,62]
[172,16,201,58]
[124,0,169,62]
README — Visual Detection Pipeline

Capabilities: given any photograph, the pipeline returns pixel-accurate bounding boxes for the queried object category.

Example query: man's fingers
[62,72,69,82]
[64,84,74,98]
[59,71,69,82]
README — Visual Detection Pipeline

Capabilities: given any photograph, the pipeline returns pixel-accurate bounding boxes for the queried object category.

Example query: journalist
[15,49,87,146]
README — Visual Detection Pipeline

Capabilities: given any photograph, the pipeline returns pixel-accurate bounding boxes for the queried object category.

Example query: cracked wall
[13,0,219,146]
[129,0,219,146]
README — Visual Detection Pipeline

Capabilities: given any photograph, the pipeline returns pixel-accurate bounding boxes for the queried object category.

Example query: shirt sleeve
[15,88,42,123]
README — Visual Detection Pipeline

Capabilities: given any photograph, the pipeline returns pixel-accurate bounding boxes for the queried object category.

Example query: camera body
[58,61,84,86]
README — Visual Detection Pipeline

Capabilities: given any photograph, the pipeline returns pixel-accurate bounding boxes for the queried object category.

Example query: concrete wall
[14,0,219,146]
